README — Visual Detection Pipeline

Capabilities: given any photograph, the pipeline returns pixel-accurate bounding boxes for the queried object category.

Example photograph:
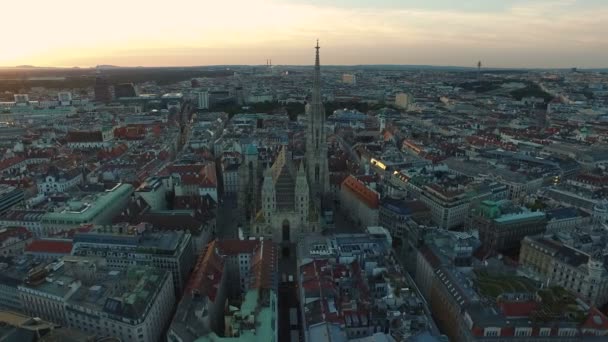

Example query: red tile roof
[419,245,441,268]
[98,144,128,160]
[25,239,73,254]
[498,300,539,318]
[249,240,277,290]
[216,240,259,255]
[49,224,94,239]
[114,126,146,140]
[0,227,32,244]
[581,307,608,331]
[186,240,225,301]
[67,131,104,143]
[0,156,26,172]
[166,162,218,188]
[341,175,379,209]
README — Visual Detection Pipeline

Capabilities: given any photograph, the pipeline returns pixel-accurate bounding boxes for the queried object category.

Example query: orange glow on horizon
[1,0,607,68]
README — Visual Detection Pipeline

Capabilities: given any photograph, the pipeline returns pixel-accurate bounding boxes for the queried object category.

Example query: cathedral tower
[305,40,330,201]
[295,164,310,225]
[238,144,260,222]
[262,165,276,222]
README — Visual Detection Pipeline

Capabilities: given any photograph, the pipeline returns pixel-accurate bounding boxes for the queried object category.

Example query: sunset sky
[2,0,607,68]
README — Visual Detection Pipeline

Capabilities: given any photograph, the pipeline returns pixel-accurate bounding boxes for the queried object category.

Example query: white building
[222,164,239,195]
[593,200,608,225]
[135,177,168,210]
[342,73,356,85]
[37,168,83,194]
[19,260,175,342]
[419,185,470,230]
[395,93,412,110]
[0,210,46,237]
[198,91,209,110]
[521,236,608,307]
[14,94,29,104]
[58,92,72,106]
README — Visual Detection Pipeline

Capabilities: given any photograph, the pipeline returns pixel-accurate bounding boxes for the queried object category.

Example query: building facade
[37,167,83,194]
[19,260,175,342]
[474,201,547,254]
[520,236,608,307]
[71,228,195,296]
[0,185,24,215]
[197,91,209,110]
[252,148,320,242]
[340,176,379,229]
[419,184,469,230]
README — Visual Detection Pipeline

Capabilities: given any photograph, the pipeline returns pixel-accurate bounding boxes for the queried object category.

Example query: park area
[474,270,587,323]
[474,270,538,299]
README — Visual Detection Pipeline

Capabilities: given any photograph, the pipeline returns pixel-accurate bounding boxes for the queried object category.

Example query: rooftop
[65,265,171,323]
[341,175,379,209]
[25,239,73,255]
[194,289,276,342]
[72,228,188,256]
[474,270,538,300]
[41,183,133,222]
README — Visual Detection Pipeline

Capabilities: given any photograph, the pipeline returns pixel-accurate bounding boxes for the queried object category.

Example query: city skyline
[2,0,608,68]
[1,7,608,340]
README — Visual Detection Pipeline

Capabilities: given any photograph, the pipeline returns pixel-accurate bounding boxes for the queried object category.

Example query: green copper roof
[195,289,276,342]
[245,144,258,155]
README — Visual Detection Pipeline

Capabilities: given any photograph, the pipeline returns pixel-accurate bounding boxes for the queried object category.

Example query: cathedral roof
[255,210,266,223]
[271,146,296,183]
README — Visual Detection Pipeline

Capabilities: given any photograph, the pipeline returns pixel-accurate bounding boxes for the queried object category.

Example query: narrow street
[278,241,299,342]
[278,281,301,342]
[216,194,240,239]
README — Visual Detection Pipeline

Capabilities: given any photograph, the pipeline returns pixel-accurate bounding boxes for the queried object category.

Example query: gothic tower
[238,144,260,223]
[262,165,276,222]
[295,164,310,225]
[305,40,330,202]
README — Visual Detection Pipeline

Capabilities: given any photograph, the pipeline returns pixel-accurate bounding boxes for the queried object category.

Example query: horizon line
[1,63,606,71]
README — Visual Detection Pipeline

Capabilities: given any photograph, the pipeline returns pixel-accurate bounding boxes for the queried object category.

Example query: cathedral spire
[315,39,320,67]
[305,40,329,200]
[312,40,321,105]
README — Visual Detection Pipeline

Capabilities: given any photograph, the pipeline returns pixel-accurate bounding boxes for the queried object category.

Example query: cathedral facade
[252,147,319,242]
[238,41,329,243]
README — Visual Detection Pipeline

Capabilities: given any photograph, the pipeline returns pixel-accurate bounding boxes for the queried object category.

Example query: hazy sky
[2,0,607,68]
